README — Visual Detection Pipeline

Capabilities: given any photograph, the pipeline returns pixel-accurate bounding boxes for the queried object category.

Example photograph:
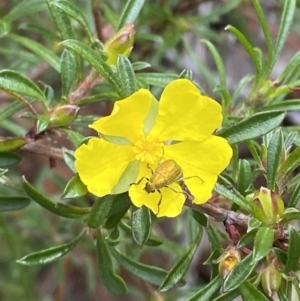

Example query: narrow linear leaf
[23,177,90,218]
[87,195,115,228]
[252,226,274,263]
[251,0,273,77]
[237,229,257,249]
[136,73,177,87]
[223,254,255,291]
[278,146,300,181]
[225,25,261,81]
[117,0,145,30]
[287,182,300,208]
[105,193,132,229]
[62,173,88,199]
[159,228,202,292]
[218,111,286,144]
[239,280,269,301]
[61,49,77,96]
[0,69,45,100]
[259,100,300,112]
[17,229,85,265]
[9,34,60,72]
[266,129,283,190]
[131,206,151,246]
[117,55,136,97]
[110,247,173,286]
[236,159,252,195]
[0,196,31,212]
[0,152,22,168]
[266,0,296,77]
[186,275,222,301]
[211,289,240,301]
[0,137,31,152]
[96,230,127,294]
[285,225,300,272]
[60,39,124,97]
[206,222,223,253]
[214,183,251,212]
[51,0,93,43]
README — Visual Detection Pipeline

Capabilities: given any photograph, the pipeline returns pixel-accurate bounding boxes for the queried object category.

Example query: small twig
[21,141,64,160]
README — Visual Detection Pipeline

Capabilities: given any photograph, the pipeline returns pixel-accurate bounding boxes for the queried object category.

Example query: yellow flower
[75,79,232,217]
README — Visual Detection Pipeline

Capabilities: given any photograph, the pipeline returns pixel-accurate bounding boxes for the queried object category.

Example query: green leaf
[0,152,22,168]
[237,229,257,249]
[136,73,177,87]
[9,34,60,72]
[239,280,269,301]
[96,230,127,294]
[63,150,76,173]
[60,39,124,97]
[87,195,115,228]
[278,286,291,301]
[285,225,300,272]
[61,49,77,96]
[281,208,300,223]
[62,173,88,199]
[159,228,202,291]
[117,0,145,30]
[225,25,262,82]
[132,61,151,71]
[116,55,136,97]
[231,74,254,103]
[251,0,273,78]
[277,52,300,83]
[259,100,300,112]
[131,206,151,246]
[211,289,240,301]
[287,182,300,208]
[0,196,31,211]
[223,254,255,291]
[178,69,193,80]
[61,129,84,148]
[36,115,50,133]
[272,248,287,266]
[278,146,300,181]
[201,39,230,108]
[23,177,90,218]
[266,129,283,190]
[186,275,222,301]
[0,137,31,152]
[0,69,45,100]
[214,182,252,212]
[51,0,93,43]
[16,229,85,265]
[3,0,48,23]
[110,246,174,286]
[236,159,252,195]
[218,111,286,144]
[206,222,223,253]
[105,193,132,229]
[46,0,75,39]
[252,226,274,263]
[191,210,208,226]
[266,0,296,77]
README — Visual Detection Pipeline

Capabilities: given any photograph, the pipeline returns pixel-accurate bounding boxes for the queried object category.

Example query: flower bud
[261,263,282,297]
[103,23,135,65]
[217,248,241,279]
[48,105,79,128]
[250,187,284,226]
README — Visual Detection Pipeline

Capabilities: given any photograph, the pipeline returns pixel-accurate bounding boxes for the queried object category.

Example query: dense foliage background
[1,0,300,300]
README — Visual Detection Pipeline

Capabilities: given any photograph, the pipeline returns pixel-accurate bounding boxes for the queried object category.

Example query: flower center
[133,135,164,164]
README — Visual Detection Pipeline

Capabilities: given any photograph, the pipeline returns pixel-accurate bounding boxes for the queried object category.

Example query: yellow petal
[90,89,156,143]
[129,163,186,217]
[164,136,232,204]
[75,138,134,197]
[150,79,223,141]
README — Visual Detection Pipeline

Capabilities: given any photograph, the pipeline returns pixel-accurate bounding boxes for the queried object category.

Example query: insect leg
[156,190,163,215]
[130,176,148,186]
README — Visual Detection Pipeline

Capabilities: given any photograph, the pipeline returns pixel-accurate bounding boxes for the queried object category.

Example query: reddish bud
[49,105,79,128]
